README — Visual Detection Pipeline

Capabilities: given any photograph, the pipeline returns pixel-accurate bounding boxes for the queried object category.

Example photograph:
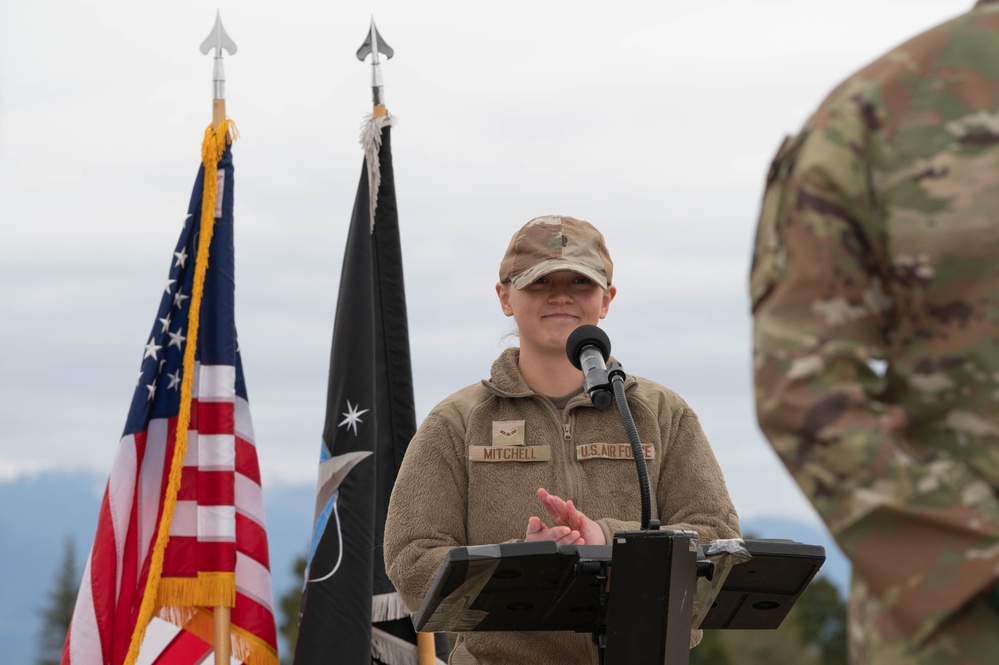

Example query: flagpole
[200,12,238,664]
[358,16,438,665]
[211,606,231,665]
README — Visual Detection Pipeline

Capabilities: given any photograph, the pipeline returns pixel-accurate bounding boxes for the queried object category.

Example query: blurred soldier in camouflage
[751,2,999,663]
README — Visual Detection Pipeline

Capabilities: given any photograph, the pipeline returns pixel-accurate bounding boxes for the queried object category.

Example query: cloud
[0,0,963,530]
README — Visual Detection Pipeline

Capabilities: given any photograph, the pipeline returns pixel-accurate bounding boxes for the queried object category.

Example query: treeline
[40,541,847,665]
[690,576,847,665]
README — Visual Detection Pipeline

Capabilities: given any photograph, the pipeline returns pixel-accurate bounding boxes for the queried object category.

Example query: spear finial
[200,11,237,128]
[356,17,394,117]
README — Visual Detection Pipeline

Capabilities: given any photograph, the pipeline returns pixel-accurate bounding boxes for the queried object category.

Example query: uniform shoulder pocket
[750,132,805,312]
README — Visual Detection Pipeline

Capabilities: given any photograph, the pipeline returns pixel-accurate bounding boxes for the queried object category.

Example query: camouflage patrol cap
[499,215,613,290]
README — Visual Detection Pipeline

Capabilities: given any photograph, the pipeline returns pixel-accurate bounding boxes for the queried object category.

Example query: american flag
[62,125,278,665]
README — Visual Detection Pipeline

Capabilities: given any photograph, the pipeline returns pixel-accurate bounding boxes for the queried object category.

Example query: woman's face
[496,270,615,357]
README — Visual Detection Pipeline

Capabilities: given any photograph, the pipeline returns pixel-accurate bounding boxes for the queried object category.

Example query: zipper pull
[564,423,571,441]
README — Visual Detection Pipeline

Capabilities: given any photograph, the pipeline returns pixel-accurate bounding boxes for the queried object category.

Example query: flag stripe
[234,472,266,527]
[194,470,237,505]
[151,632,211,665]
[235,513,270,569]
[168,502,199,537]
[197,505,237,540]
[66,554,104,665]
[108,436,139,601]
[137,619,212,665]
[193,399,235,437]
[235,436,261,482]
[234,396,256,446]
[137,425,168,568]
[233,594,278,647]
[197,364,235,400]
[235,552,275,612]
[196,434,236,468]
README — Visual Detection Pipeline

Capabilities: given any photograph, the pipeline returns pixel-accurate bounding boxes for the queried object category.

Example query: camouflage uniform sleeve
[751,88,999,642]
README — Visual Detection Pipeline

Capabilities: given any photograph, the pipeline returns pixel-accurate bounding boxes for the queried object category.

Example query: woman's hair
[500,325,519,347]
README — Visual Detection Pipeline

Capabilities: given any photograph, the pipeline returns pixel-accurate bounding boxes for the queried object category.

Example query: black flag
[294,118,443,664]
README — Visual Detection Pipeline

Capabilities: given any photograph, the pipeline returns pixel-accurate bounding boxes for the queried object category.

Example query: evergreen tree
[278,555,307,665]
[793,576,848,665]
[689,629,733,665]
[716,610,815,665]
[37,535,79,665]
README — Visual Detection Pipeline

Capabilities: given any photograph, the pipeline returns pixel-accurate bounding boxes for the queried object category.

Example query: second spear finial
[356,17,394,116]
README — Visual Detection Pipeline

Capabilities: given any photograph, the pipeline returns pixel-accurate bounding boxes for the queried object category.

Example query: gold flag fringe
[122,120,235,665]
[157,572,236,608]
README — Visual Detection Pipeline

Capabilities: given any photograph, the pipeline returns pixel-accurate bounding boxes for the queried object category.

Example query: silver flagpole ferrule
[213,57,226,100]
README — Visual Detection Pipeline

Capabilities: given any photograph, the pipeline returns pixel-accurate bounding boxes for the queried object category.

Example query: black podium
[413,533,825,665]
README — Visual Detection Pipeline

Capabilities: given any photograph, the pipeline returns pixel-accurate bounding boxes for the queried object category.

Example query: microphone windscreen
[566,325,612,370]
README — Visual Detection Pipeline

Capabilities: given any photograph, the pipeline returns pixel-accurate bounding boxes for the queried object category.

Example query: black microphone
[566,325,613,409]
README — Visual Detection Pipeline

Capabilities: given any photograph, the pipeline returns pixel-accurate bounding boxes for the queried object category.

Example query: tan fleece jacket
[384,348,741,664]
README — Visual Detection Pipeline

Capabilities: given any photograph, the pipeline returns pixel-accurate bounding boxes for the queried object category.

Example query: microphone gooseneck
[565,325,654,529]
[611,372,651,529]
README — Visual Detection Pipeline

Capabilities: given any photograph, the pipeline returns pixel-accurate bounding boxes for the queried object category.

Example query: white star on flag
[145,382,157,401]
[158,315,172,334]
[167,328,186,350]
[338,400,370,436]
[166,370,181,390]
[144,338,163,361]
[173,291,189,309]
[174,247,188,268]
[163,278,176,295]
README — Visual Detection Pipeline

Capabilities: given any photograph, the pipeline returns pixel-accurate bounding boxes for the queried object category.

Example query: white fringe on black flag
[361,114,394,232]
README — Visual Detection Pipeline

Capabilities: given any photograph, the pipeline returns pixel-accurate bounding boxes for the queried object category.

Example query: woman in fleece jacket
[384,215,741,664]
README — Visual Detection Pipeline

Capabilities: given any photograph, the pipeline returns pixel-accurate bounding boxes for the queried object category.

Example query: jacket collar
[483,347,637,402]
[484,348,535,397]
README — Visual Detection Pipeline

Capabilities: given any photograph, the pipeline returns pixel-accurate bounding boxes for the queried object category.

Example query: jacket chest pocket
[574,442,660,512]
[575,443,657,483]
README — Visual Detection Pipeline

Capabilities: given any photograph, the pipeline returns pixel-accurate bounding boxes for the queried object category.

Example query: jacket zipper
[536,395,578,504]
[562,420,578,504]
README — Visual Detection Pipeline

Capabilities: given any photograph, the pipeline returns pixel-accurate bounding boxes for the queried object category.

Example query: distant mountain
[0,471,315,665]
[0,472,105,665]
[0,471,849,665]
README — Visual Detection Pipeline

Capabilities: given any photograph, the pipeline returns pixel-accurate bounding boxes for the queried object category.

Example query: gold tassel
[122,120,236,665]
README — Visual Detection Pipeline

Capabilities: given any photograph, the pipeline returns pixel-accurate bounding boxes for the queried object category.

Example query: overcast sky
[0,1,967,528]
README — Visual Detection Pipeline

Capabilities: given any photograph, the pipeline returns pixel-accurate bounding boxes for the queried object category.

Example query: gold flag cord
[123,119,234,665]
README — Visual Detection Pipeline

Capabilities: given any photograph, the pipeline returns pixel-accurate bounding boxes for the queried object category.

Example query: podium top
[415,541,609,633]
[413,538,825,633]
